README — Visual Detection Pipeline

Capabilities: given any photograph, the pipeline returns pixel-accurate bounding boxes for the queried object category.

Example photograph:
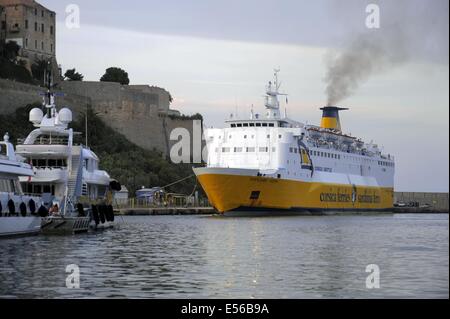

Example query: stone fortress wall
[0,78,199,157]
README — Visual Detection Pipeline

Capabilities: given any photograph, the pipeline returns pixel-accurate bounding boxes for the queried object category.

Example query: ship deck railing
[17,137,70,146]
[114,197,212,210]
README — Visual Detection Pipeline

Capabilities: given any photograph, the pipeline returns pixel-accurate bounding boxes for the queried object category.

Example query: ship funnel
[320,106,349,131]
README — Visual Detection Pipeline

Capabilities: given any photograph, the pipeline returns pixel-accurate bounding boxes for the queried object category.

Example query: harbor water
[0,213,448,299]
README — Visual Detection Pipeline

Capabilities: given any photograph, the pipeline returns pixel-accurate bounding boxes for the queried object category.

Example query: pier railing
[113,197,212,210]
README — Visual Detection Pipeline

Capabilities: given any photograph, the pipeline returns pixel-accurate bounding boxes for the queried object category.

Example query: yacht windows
[249,123,255,127]
[237,124,242,127]
[33,134,68,145]
[243,123,249,127]
[222,147,231,153]
[247,147,255,152]
[234,147,243,153]
[262,123,268,127]
[22,183,55,196]
[48,159,57,167]
[269,123,275,127]
[0,178,19,194]
[231,124,236,128]
[256,123,262,127]
[259,147,268,152]
[31,158,67,168]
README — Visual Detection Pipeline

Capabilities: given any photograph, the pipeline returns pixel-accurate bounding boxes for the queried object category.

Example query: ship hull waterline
[194,168,394,214]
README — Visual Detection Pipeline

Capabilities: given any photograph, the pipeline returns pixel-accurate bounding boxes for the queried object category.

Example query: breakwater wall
[394,192,449,212]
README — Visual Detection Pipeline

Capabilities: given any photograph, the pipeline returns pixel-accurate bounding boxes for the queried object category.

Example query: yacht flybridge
[194,70,395,214]
[15,69,114,233]
[0,133,42,238]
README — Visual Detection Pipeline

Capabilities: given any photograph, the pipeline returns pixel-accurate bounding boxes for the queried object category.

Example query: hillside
[0,105,198,196]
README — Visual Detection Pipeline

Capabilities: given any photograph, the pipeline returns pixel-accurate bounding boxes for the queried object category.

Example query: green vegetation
[0,105,198,196]
[169,113,203,121]
[0,57,34,84]
[0,40,58,85]
[0,104,37,143]
[30,59,48,86]
[3,41,20,60]
[72,108,197,195]
[100,67,130,85]
[64,68,84,81]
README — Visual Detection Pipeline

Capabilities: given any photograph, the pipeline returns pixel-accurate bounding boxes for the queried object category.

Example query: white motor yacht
[0,133,43,238]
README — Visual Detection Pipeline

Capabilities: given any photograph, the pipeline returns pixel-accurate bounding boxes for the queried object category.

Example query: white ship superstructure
[15,71,112,230]
[194,71,395,213]
[16,102,110,213]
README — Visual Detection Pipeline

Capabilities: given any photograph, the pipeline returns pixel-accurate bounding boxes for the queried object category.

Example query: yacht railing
[17,137,70,146]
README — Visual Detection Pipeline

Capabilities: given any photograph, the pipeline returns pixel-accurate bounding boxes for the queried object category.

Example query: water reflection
[0,214,448,298]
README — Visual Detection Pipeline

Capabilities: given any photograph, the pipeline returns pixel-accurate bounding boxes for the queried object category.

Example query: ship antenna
[44,61,53,118]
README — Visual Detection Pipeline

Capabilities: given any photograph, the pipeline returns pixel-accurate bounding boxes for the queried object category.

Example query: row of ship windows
[216,146,394,167]
[22,183,56,196]
[379,161,394,167]
[230,123,276,128]
[310,150,341,160]
[30,158,67,168]
[221,134,283,140]
[218,147,276,153]
[0,179,21,194]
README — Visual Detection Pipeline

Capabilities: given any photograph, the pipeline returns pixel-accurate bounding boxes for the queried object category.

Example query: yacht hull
[0,217,41,238]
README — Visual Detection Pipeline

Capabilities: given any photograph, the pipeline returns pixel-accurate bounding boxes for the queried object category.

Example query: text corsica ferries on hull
[193,70,395,214]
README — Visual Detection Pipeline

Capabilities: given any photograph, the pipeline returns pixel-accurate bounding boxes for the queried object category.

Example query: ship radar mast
[264,69,288,119]
[29,60,72,130]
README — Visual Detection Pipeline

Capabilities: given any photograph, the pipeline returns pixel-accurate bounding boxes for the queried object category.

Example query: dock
[116,207,216,216]
[392,207,448,214]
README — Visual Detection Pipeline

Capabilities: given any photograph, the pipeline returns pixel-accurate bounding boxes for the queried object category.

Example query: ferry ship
[193,71,395,214]
[0,133,42,238]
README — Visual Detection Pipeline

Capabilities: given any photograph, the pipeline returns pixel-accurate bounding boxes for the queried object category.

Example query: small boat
[0,133,43,238]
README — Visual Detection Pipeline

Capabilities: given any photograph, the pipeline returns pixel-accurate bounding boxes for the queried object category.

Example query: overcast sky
[41,0,449,192]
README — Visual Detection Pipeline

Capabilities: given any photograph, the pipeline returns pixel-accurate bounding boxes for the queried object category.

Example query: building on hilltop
[0,0,58,73]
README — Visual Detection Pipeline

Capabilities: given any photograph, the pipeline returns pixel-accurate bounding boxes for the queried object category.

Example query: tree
[31,59,50,85]
[100,67,130,85]
[64,68,84,81]
[4,41,20,61]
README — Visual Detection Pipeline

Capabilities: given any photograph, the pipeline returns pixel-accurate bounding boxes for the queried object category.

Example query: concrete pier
[115,192,449,216]
[117,207,216,216]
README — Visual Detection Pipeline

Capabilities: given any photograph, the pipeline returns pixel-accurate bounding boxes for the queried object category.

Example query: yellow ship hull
[194,168,394,213]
